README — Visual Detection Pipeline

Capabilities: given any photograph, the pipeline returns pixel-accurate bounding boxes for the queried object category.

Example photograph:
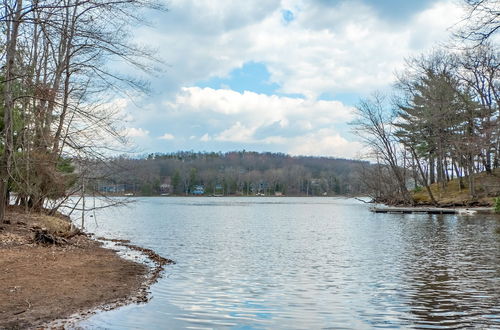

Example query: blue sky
[117,0,464,159]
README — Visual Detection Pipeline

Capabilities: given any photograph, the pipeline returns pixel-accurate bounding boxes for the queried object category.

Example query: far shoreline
[76,193,497,209]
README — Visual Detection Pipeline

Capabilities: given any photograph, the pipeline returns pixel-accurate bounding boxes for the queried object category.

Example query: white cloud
[288,129,364,159]
[122,127,149,138]
[121,0,465,158]
[136,0,463,99]
[261,136,287,144]
[200,133,211,142]
[158,87,362,157]
[215,122,255,142]
[158,133,175,140]
[170,87,355,130]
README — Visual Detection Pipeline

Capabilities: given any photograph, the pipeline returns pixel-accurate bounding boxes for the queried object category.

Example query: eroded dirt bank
[0,208,171,329]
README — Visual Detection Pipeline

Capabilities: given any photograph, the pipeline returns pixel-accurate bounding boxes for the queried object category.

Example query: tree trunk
[453,161,464,190]
[0,0,23,223]
[467,159,477,199]
[410,147,438,205]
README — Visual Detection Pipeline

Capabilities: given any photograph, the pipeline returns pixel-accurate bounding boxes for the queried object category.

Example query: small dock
[371,207,460,214]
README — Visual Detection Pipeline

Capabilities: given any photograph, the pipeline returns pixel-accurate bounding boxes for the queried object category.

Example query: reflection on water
[78,197,500,329]
[401,216,500,328]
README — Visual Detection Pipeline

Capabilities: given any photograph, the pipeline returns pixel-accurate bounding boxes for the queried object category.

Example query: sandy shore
[0,209,171,328]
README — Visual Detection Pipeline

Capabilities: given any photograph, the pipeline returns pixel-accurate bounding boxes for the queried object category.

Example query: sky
[116,0,465,159]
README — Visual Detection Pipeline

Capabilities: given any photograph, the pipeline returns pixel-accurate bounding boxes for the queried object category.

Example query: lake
[77,197,499,329]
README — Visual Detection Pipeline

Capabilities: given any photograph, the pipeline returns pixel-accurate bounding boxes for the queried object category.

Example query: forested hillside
[90,151,369,196]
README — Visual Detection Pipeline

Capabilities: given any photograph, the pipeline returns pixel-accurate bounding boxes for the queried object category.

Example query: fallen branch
[354,197,373,204]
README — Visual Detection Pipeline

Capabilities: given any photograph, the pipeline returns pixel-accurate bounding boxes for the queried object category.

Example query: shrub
[494,197,500,214]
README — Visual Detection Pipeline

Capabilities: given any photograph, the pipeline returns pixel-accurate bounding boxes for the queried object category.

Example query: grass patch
[24,213,72,235]
[412,168,500,206]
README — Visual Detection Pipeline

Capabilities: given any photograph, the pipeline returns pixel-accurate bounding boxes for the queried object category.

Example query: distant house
[160,177,172,194]
[98,183,125,194]
[256,181,268,195]
[160,183,172,194]
[214,184,224,196]
[192,185,205,195]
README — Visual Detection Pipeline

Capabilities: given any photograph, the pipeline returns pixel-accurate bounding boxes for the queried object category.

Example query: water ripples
[79,197,500,329]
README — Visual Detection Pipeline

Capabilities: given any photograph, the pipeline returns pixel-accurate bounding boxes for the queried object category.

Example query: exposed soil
[0,208,172,329]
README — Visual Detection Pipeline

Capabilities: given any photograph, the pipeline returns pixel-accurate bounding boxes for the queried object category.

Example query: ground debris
[33,229,68,245]
[0,232,31,246]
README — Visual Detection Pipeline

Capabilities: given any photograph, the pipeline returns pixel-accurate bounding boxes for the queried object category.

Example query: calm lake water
[77,197,500,329]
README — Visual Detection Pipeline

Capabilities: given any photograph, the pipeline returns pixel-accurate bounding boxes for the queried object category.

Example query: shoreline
[0,209,173,329]
[370,205,495,215]
[367,198,496,209]
[45,236,175,328]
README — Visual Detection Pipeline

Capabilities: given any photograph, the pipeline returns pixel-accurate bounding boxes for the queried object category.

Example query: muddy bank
[0,209,172,329]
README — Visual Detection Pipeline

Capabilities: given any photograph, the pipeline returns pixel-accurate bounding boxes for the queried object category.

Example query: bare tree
[0,0,165,220]
[352,93,414,205]
[456,0,500,46]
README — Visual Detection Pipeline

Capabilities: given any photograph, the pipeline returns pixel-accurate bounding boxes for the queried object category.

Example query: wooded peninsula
[352,47,500,207]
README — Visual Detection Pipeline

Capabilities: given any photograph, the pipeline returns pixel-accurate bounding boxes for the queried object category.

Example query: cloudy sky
[118,0,465,159]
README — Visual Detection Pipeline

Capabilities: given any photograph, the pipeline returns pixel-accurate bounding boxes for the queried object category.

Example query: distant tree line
[91,151,370,196]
